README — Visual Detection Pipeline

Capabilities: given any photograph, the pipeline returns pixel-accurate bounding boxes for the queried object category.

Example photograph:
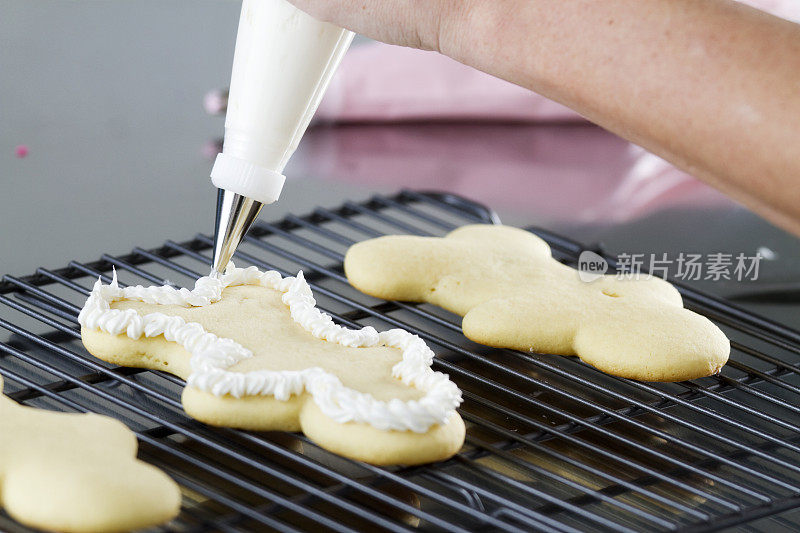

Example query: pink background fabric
[299,124,734,225]
[316,43,580,124]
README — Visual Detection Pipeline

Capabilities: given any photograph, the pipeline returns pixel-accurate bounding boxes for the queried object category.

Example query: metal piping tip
[211,188,263,276]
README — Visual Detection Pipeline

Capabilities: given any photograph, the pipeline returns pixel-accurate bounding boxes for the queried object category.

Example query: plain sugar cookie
[344,224,730,382]
[0,376,180,533]
[79,266,464,466]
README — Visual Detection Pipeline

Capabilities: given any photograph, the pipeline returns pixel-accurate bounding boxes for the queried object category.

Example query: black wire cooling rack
[2,190,800,532]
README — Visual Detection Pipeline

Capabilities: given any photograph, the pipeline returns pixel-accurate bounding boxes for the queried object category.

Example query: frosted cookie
[79,266,464,465]
[344,225,730,382]
[0,376,180,533]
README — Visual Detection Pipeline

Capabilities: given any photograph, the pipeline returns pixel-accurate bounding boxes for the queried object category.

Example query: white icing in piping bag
[210,1,354,276]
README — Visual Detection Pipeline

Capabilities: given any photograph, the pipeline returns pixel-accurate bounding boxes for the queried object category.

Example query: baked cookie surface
[79,266,464,465]
[0,376,180,533]
[344,224,730,382]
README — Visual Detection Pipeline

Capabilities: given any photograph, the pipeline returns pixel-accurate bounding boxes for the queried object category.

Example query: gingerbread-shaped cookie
[344,225,729,382]
[0,376,180,533]
[79,266,464,465]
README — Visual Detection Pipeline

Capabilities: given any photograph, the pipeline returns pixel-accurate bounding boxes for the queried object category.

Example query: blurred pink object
[14,145,29,158]
[316,0,799,124]
[317,43,581,124]
[740,0,800,20]
[203,89,228,115]
[298,124,733,225]
[201,139,223,160]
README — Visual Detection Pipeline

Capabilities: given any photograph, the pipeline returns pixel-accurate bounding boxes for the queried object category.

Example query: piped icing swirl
[78,265,462,433]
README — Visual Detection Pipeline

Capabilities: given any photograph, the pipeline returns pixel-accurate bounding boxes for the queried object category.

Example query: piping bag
[210,0,353,276]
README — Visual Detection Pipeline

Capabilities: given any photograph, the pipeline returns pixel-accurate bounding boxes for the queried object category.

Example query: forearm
[446,0,800,233]
[289,0,800,234]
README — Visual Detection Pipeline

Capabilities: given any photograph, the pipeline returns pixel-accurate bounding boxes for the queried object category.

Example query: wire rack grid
[1,190,800,532]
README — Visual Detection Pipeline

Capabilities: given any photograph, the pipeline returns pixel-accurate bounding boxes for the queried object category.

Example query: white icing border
[78,265,461,433]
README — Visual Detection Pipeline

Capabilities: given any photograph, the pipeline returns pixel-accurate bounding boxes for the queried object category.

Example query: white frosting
[78,265,461,433]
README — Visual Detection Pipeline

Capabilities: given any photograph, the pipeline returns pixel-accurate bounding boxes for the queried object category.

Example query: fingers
[285,0,450,50]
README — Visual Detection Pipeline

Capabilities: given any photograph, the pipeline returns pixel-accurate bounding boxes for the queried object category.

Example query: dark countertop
[3,0,799,327]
